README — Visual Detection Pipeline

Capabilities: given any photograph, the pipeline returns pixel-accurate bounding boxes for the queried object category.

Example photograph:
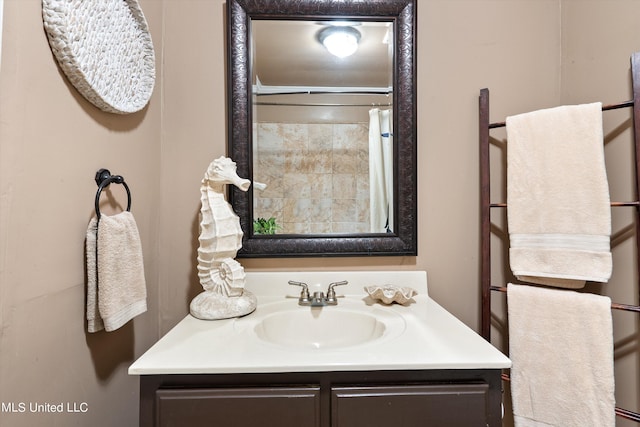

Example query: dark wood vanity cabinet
[154,386,321,427]
[331,384,491,426]
[140,369,502,427]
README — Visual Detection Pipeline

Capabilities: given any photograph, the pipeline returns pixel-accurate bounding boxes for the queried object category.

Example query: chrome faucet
[288,280,348,306]
[288,280,311,305]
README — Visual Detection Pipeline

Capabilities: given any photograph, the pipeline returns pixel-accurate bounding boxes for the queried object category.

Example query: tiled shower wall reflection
[253,122,369,234]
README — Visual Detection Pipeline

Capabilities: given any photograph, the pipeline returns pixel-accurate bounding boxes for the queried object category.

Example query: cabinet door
[331,384,490,427]
[156,386,320,427]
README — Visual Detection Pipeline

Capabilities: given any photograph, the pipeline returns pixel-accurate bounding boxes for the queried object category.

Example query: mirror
[228,0,417,257]
[252,20,394,235]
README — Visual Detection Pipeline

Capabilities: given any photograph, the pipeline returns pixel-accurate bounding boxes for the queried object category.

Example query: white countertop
[129,271,511,375]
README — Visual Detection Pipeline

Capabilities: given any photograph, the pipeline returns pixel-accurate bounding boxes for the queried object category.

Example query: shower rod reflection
[256,90,392,96]
[253,83,393,96]
[255,101,393,107]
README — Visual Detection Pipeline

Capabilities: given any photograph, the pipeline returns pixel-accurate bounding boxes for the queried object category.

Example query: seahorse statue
[189,156,257,320]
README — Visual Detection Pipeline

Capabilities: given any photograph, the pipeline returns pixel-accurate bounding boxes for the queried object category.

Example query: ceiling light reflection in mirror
[318,26,361,58]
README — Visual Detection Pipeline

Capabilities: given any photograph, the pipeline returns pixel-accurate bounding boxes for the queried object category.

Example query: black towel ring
[94,168,131,220]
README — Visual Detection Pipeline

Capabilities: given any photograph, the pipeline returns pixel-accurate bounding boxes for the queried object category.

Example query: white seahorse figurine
[189,156,257,320]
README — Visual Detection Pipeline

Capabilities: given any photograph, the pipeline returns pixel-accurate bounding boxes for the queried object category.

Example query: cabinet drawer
[156,386,320,427]
[331,384,490,427]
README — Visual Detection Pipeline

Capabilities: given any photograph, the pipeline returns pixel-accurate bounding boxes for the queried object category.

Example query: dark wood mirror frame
[227,0,417,257]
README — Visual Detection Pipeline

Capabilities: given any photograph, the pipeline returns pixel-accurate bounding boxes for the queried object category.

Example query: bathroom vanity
[129,271,511,426]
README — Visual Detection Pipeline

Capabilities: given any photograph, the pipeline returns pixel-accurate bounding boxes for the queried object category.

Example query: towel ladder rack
[480,52,640,423]
[489,286,640,313]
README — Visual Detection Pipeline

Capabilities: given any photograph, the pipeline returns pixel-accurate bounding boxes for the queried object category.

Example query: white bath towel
[86,211,147,332]
[506,102,612,288]
[507,283,615,427]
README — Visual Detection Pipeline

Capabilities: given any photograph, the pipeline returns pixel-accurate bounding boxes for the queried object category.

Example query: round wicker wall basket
[42,0,156,114]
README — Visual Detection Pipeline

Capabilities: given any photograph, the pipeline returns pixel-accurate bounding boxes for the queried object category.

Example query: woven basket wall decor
[42,0,156,114]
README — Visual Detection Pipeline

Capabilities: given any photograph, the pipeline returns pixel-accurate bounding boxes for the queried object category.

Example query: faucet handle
[326,280,348,303]
[288,280,311,304]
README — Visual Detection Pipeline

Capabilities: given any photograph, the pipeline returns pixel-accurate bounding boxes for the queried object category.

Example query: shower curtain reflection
[369,108,393,233]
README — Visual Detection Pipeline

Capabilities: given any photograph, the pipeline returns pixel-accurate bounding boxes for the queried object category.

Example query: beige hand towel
[86,211,147,332]
[507,283,615,427]
[86,218,101,332]
[506,102,612,288]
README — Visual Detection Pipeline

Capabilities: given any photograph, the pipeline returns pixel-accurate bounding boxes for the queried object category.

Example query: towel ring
[94,169,131,219]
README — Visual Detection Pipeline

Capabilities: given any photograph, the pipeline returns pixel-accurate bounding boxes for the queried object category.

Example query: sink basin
[235,300,407,350]
[255,309,385,349]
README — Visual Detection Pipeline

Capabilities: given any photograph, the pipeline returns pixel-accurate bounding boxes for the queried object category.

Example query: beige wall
[0,0,637,426]
[0,0,163,426]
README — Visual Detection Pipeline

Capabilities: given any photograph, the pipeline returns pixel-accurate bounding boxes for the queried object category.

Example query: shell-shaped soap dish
[364,285,418,305]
